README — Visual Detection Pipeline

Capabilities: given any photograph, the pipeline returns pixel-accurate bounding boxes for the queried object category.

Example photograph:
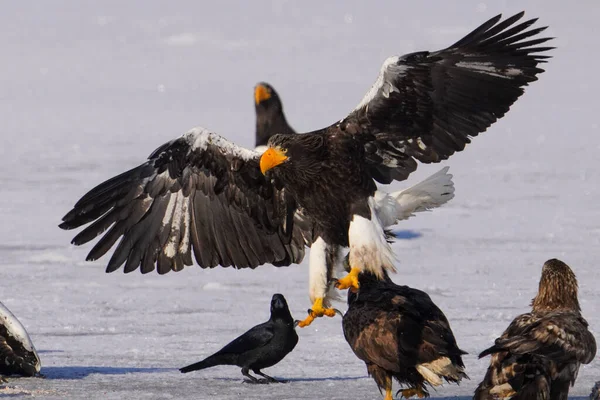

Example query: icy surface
[1,1,598,399]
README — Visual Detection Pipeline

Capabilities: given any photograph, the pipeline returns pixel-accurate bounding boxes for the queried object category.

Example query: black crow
[180,293,298,383]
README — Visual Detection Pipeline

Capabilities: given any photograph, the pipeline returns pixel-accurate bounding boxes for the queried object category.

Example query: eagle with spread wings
[60,12,552,325]
[474,259,597,400]
[252,81,455,326]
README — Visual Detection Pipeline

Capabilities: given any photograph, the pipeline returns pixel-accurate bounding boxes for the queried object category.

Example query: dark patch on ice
[41,366,174,379]
[390,229,422,240]
[37,349,65,354]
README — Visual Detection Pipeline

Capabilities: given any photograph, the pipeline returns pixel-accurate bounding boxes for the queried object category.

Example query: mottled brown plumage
[474,259,596,400]
[343,271,467,399]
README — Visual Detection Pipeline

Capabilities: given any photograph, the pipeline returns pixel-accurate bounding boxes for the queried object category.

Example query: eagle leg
[295,297,338,328]
[334,267,361,291]
[384,377,394,400]
[398,387,427,399]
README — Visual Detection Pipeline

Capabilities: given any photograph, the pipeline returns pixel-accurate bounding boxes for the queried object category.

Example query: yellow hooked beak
[254,84,271,105]
[260,147,288,174]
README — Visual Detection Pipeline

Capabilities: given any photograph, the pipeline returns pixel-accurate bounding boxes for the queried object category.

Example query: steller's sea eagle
[343,270,467,399]
[253,81,455,326]
[254,82,295,153]
[474,259,597,400]
[60,12,552,324]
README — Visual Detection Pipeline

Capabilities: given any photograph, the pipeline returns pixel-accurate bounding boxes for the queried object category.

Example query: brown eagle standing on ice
[474,259,597,400]
[343,270,467,399]
[60,12,552,325]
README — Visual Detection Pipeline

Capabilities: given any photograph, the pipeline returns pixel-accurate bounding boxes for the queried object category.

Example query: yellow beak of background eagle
[260,147,288,174]
[254,84,271,105]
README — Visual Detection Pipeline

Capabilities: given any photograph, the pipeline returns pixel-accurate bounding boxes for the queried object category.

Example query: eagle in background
[343,270,467,399]
[474,259,596,400]
[60,12,551,326]
[254,82,295,153]
[0,301,41,381]
[253,81,455,326]
[591,381,600,400]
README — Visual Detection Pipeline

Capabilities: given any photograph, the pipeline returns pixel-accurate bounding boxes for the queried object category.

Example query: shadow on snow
[212,375,368,383]
[41,366,174,379]
[391,230,422,240]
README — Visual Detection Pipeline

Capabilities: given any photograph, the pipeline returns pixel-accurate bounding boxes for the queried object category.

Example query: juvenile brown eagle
[474,259,596,400]
[60,12,551,323]
[343,270,467,399]
[253,81,455,326]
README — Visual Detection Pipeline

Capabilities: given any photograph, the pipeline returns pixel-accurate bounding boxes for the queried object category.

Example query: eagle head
[254,82,277,107]
[260,133,326,176]
[532,258,580,313]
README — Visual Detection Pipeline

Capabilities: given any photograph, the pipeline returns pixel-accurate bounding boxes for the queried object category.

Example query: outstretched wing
[320,12,553,183]
[60,127,307,274]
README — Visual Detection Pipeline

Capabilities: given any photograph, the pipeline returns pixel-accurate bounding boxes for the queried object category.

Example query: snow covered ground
[1,1,599,398]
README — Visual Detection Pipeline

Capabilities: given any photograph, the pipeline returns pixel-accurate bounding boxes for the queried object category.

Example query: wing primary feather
[449,13,506,48]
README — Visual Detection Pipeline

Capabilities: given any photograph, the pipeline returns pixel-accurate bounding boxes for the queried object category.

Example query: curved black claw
[332,308,344,318]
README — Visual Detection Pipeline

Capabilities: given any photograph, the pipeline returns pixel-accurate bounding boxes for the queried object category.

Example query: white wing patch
[184,126,259,161]
[353,56,409,111]
[254,145,268,153]
[455,61,523,80]
[162,191,189,259]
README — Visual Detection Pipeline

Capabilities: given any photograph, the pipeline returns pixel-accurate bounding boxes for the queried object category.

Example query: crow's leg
[242,367,266,384]
[254,369,287,384]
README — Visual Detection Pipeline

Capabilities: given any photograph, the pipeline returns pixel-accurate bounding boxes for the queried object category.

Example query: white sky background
[0,1,599,399]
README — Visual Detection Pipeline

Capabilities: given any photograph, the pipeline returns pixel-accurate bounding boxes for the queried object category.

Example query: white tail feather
[374,167,454,227]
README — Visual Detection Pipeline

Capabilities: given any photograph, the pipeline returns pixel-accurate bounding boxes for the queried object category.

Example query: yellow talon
[296,298,338,328]
[400,387,427,399]
[335,267,361,291]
